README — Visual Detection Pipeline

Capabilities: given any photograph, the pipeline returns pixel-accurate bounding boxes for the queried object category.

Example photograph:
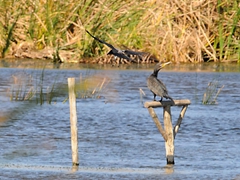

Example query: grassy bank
[0,0,239,63]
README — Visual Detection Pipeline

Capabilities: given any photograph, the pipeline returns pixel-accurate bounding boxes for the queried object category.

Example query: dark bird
[147,62,173,102]
[86,30,144,62]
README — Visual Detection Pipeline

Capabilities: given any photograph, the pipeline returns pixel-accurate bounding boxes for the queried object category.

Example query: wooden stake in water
[163,105,174,164]
[68,78,79,166]
[144,99,191,165]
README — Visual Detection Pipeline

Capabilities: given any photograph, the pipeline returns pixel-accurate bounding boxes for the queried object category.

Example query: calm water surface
[0,60,240,179]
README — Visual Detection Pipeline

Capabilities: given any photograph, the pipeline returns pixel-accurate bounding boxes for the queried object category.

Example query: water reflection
[0,59,240,72]
[164,164,174,174]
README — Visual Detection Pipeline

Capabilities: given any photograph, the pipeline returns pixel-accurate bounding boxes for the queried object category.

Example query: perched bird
[147,62,173,102]
[86,30,144,62]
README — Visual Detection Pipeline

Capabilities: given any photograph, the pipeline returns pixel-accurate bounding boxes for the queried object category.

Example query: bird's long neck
[152,69,159,77]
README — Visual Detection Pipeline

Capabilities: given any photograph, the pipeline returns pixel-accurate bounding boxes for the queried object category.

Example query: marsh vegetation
[0,0,239,63]
[202,79,224,104]
[8,69,111,104]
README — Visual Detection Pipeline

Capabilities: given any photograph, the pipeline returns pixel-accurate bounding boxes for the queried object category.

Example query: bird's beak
[161,62,171,68]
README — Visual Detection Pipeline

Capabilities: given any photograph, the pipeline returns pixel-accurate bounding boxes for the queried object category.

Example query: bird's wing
[86,30,116,50]
[123,50,146,56]
[156,79,168,93]
[147,76,169,97]
[108,50,133,61]
[116,51,132,61]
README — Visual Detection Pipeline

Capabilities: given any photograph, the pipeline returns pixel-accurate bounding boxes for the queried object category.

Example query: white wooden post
[68,78,79,166]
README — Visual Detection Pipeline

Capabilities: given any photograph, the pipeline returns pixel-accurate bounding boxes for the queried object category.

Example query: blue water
[0,62,239,179]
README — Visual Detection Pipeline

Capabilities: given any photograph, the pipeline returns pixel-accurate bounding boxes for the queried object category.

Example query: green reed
[9,68,111,105]
[0,0,239,62]
[9,69,57,105]
[215,0,240,61]
[202,80,224,105]
[9,72,35,101]
[0,0,22,57]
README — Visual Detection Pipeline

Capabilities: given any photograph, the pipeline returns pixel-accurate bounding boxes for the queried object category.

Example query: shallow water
[0,60,240,179]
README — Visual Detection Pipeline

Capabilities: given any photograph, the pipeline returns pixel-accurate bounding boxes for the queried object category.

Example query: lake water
[0,60,240,179]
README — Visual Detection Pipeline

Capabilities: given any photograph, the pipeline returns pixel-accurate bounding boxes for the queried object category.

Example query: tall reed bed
[0,0,239,62]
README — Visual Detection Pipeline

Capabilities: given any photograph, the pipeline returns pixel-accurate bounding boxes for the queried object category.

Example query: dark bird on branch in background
[86,30,144,62]
[147,62,173,102]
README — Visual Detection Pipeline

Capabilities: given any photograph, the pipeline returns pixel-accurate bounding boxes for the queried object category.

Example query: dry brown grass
[0,0,239,63]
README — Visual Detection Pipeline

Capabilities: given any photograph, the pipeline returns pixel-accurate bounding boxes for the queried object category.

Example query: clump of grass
[75,72,111,99]
[202,80,224,104]
[8,69,57,104]
[9,68,112,105]
[9,72,35,101]
[35,68,57,105]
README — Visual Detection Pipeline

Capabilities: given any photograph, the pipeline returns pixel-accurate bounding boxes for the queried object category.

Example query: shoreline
[0,58,239,73]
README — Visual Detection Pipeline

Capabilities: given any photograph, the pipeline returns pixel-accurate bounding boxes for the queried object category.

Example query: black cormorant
[86,30,143,62]
[147,62,173,102]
